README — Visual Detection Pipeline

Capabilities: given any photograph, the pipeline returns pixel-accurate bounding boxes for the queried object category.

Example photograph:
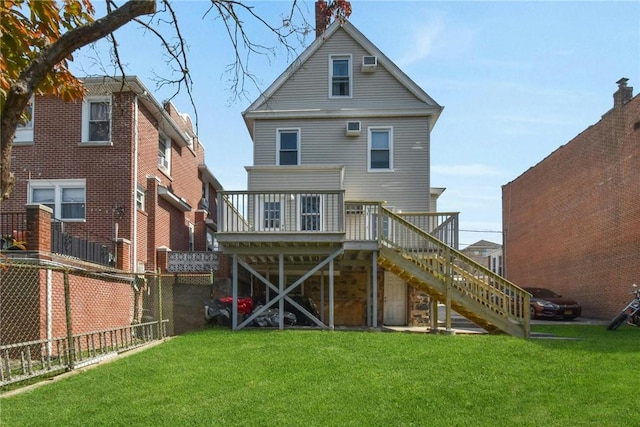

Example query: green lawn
[1,325,639,426]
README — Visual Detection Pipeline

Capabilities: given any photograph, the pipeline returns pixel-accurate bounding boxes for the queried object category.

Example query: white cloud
[395,14,475,68]
[396,20,445,67]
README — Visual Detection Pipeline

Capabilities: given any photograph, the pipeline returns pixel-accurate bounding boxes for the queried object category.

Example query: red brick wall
[7,85,218,274]
[38,268,67,342]
[38,270,134,340]
[503,92,640,319]
[25,204,52,252]
[66,273,134,335]
[136,101,209,264]
[6,93,134,243]
[1,267,133,348]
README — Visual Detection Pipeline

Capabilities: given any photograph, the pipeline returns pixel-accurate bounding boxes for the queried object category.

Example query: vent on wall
[362,56,377,72]
[346,121,361,136]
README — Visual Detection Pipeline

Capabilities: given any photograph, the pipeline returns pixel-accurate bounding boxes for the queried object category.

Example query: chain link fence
[0,261,212,388]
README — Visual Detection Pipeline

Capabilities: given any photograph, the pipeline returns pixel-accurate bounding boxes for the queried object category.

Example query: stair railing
[378,206,530,337]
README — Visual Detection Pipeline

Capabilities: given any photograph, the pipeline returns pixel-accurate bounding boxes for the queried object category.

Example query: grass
[1,325,639,426]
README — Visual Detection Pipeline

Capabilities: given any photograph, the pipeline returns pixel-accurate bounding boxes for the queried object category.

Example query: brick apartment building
[2,76,223,275]
[502,78,640,320]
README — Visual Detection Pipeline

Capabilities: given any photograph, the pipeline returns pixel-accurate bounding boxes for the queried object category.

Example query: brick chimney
[613,77,633,108]
[315,1,330,38]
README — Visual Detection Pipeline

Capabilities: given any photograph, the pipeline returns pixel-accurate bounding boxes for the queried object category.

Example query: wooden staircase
[376,208,530,338]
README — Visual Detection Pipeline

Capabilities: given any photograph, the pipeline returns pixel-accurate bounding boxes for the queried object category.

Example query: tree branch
[1,0,156,200]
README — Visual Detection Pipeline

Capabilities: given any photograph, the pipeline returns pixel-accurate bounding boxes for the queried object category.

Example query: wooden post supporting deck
[232,253,238,331]
[232,248,344,331]
[279,254,285,330]
[372,251,378,328]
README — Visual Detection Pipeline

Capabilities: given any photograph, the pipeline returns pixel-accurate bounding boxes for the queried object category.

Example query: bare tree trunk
[1,0,156,201]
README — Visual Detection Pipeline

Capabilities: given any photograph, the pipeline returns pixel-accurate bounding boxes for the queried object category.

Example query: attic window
[330,55,351,98]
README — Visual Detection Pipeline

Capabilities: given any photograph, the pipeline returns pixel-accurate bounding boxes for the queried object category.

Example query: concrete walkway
[382,304,609,336]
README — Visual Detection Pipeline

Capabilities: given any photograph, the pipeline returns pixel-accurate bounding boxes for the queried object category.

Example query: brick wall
[7,83,220,274]
[6,93,134,243]
[137,101,210,264]
[1,266,134,349]
[503,86,640,319]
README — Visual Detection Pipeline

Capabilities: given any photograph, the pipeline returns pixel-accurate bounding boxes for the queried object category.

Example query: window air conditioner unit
[158,156,169,169]
[362,56,377,72]
[346,121,361,137]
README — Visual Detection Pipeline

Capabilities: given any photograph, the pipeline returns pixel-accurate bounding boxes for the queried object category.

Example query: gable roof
[462,240,502,251]
[242,20,443,136]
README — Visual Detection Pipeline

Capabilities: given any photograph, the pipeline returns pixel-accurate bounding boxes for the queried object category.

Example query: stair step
[378,241,528,338]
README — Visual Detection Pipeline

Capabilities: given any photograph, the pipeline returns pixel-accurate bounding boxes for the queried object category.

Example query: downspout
[132,95,139,272]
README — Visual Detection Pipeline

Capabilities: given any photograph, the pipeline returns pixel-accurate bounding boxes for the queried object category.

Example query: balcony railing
[218,192,459,248]
[218,191,345,234]
[51,220,114,266]
[0,212,27,249]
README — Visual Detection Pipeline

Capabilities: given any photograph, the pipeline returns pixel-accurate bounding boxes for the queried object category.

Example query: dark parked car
[524,287,582,320]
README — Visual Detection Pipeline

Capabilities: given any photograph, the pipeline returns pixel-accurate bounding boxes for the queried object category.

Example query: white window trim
[15,96,34,143]
[136,184,146,211]
[329,54,352,99]
[206,230,218,251]
[297,194,323,232]
[367,126,394,172]
[257,198,283,231]
[276,128,301,166]
[28,179,87,221]
[188,222,195,251]
[81,95,112,145]
[158,132,171,174]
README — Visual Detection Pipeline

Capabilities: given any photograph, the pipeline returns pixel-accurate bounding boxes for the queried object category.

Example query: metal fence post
[157,269,163,338]
[63,269,75,370]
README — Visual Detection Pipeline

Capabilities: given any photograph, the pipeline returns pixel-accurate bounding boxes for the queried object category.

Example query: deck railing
[218,191,345,233]
[378,206,529,337]
[218,193,459,247]
[398,212,459,249]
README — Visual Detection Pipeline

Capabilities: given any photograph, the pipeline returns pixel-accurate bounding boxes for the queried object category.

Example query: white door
[383,273,406,325]
[257,198,283,231]
[298,194,322,231]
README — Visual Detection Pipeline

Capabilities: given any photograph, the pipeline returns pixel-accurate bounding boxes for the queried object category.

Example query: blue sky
[72,1,640,248]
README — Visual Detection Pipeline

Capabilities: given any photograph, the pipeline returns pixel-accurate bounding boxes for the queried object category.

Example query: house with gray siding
[215,9,529,338]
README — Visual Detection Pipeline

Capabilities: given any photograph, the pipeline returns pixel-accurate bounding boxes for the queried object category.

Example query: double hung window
[277,129,300,165]
[368,127,393,171]
[29,180,86,221]
[136,185,146,211]
[158,133,171,173]
[82,96,111,143]
[15,97,34,143]
[330,55,351,97]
